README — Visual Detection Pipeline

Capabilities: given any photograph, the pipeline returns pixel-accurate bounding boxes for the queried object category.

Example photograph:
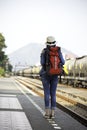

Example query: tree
[0,33,13,75]
[0,33,7,68]
[8,63,13,72]
[0,33,7,51]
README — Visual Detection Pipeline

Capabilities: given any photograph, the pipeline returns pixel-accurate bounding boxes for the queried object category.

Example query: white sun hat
[46,36,56,46]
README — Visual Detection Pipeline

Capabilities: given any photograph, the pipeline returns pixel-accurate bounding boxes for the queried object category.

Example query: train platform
[0,77,87,130]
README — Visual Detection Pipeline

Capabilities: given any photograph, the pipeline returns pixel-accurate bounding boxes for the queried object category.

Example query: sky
[0,0,87,56]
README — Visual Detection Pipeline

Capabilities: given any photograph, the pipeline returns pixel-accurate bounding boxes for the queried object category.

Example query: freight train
[16,55,87,88]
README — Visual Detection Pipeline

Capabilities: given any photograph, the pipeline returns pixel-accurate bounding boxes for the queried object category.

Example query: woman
[40,36,65,119]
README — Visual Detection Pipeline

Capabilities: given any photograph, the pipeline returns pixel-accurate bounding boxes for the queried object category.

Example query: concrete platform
[0,77,87,130]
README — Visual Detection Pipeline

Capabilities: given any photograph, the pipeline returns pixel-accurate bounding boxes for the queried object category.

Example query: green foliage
[0,33,13,72]
[0,33,8,68]
[8,63,13,72]
[0,33,7,51]
[0,67,5,76]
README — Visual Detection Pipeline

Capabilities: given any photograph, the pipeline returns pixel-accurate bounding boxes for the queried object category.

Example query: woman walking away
[40,36,65,119]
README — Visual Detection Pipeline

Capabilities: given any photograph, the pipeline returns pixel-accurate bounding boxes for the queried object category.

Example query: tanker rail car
[16,55,87,88]
[16,66,41,78]
[61,55,87,88]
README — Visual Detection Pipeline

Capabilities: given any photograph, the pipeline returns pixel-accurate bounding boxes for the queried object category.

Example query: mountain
[8,43,77,71]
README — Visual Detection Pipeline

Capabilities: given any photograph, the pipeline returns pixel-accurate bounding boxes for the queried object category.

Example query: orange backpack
[46,46,63,75]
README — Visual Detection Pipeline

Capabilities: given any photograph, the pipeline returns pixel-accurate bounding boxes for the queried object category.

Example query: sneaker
[50,114,55,119]
[44,114,50,119]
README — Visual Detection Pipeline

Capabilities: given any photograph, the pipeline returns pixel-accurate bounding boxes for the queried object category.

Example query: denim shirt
[39,46,65,76]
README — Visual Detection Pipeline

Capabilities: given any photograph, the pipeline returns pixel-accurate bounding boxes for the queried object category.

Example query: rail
[14,76,87,127]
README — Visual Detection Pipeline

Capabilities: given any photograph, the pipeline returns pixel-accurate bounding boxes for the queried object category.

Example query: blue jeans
[41,74,58,110]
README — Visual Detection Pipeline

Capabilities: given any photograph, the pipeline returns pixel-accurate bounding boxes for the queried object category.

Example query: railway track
[14,76,87,127]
